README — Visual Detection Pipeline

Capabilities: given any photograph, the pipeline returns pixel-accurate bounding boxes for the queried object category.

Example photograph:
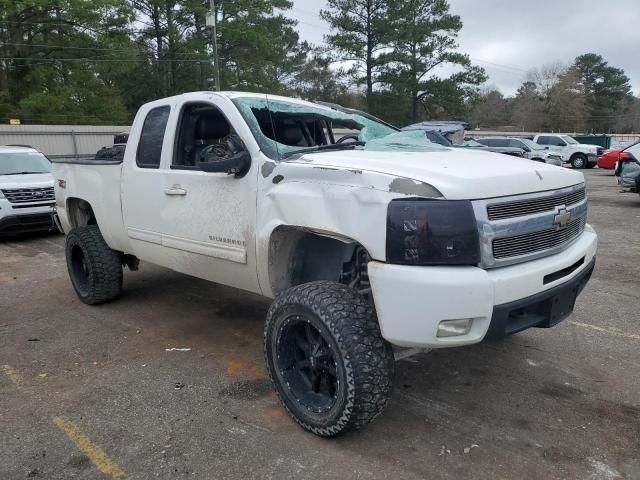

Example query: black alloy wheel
[276,314,341,414]
[265,281,394,437]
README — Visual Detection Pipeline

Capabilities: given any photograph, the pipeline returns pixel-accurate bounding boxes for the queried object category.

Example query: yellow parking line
[52,416,126,480]
[569,321,640,342]
[4,365,126,478]
[2,364,21,387]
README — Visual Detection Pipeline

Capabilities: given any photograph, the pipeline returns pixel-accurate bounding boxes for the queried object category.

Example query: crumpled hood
[0,173,53,190]
[294,148,584,200]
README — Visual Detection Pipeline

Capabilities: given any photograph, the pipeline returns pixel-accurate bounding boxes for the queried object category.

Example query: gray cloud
[292,0,640,96]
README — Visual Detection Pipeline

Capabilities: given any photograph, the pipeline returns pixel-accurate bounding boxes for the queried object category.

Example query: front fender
[255,161,441,296]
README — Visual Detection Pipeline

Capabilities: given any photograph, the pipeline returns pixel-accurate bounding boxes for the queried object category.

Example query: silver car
[477,137,564,166]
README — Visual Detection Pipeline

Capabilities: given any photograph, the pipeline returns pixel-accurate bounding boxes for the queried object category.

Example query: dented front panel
[255,155,443,297]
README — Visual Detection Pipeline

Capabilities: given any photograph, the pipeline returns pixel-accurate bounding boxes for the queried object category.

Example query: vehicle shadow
[0,229,62,244]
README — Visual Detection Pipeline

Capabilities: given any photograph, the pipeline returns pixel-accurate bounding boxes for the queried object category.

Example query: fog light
[437,319,472,338]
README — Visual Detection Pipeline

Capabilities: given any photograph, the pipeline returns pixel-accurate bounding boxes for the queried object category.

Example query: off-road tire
[264,281,394,437]
[65,225,123,305]
[571,154,587,169]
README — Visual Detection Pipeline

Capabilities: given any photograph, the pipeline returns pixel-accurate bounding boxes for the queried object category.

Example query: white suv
[0,146,56,235]
[533,134,599,169]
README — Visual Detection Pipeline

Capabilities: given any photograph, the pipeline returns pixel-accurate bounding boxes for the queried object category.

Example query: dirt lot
[1,169,639,480]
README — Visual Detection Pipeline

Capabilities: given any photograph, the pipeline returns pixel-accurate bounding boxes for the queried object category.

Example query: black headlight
[386,199,480,265]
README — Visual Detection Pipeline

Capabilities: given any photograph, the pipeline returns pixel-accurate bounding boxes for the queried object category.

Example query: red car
[598,147,624,169]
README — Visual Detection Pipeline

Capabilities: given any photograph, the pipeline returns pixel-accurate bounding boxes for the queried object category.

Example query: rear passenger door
[121,103,174,262]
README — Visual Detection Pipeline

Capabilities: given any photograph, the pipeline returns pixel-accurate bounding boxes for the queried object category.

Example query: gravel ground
[1,168,638,480]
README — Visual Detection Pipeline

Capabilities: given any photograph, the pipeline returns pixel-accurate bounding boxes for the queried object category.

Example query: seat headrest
[194,114,230,140]
[278,121,305,146]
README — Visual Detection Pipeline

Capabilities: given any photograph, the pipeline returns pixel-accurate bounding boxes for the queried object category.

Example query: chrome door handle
[164,187,187,196]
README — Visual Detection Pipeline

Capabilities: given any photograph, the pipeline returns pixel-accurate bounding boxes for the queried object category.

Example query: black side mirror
[199,151,250,178]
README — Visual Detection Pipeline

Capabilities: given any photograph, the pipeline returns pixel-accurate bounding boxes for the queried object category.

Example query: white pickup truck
[533,134,599,169]
[53,92,597,437]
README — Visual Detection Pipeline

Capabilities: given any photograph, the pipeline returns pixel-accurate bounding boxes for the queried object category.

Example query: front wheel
[571,154,587,169]
[264,281,394,437]
[65,225,123,305]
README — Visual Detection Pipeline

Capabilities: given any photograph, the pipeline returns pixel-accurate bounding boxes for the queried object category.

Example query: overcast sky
[291,0,640,96]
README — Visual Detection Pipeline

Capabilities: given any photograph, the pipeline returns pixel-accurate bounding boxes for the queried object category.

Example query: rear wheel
[571,154,587,169]
[65,225,123,305]
[265,281,394,437]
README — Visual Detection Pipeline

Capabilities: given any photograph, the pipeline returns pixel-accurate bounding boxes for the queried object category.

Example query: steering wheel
[336,134,361,144]
[199,143,230,162]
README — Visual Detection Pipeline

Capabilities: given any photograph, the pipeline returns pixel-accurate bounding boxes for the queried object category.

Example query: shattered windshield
[232,96,445,159]
[364,130,448,152]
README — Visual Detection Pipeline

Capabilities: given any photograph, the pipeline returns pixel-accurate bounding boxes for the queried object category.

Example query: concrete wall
[0,125,130,159]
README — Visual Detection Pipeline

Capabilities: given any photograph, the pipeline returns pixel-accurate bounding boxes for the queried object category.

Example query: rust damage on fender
[261,161,276,178]
[388,178,442,198]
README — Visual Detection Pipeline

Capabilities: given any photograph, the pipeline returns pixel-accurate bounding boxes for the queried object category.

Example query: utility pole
[206,0,221,91]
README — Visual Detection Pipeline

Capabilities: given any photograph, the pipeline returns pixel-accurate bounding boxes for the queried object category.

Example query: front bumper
[587,154,598,165]
[368,225,597,348]
[0,213,56,234]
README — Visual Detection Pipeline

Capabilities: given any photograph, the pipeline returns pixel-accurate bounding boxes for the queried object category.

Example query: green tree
[378,0,486,123]
[469,88,509,129]
[320,0,391,106]
[0,0,133,124]
[510,81,545,131]
[571,53,632,132]
[127,0,309,96]
[545,68,588,132]
[615,96,640,133]
[290,51,349,101]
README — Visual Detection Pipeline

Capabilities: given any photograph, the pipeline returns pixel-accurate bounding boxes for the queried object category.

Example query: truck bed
[52,159,130,252]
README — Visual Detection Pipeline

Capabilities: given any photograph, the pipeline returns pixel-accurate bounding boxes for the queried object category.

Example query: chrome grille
[493,218,586,259]
[487,187,585,220]
[1,187,55,204]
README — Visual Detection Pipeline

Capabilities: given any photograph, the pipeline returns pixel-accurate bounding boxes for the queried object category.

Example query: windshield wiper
[281,142,366,159]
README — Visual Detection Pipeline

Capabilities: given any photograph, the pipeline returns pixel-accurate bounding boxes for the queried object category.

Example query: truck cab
[53,92,597,437]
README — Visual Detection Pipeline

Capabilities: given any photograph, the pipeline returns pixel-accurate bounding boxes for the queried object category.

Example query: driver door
[158,100,260,294]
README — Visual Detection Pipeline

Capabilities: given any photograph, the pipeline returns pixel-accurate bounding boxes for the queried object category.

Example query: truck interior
[173,103,240,169]
[252,107,337,147]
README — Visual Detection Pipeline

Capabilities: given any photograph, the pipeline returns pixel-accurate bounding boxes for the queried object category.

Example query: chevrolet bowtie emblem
[553,208,571,229]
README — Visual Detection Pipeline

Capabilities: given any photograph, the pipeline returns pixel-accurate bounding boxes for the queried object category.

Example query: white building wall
[0,125,130,159]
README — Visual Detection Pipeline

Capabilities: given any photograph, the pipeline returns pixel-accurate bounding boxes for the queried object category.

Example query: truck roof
[145,91,336,112]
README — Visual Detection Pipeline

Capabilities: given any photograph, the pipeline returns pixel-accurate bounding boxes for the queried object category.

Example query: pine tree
[320,0,391,107]
[571,53,632,132]
[378,0,486,123]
